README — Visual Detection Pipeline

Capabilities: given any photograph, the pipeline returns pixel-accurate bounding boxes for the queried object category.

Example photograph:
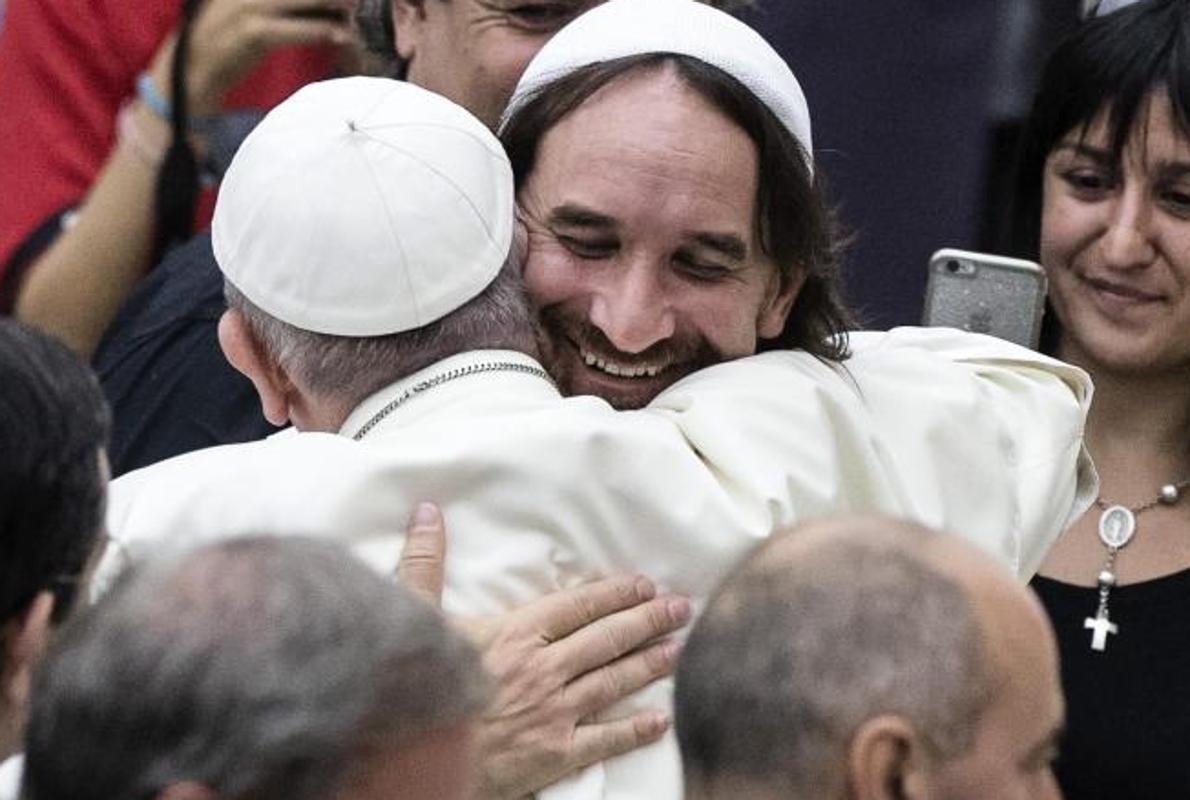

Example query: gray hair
[224,244,538,414]
[675,518,993,798]
[22,537,489,800]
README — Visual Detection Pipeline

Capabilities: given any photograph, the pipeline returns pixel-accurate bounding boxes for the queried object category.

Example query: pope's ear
[390,0,429,61]
[217,309,290,427]
[847,715,933,800]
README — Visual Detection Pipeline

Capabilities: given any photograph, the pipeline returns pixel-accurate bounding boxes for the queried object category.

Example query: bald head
[675,516,1062,800]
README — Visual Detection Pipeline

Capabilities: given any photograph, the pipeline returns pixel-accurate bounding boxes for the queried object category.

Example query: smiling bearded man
[500,0,850,408]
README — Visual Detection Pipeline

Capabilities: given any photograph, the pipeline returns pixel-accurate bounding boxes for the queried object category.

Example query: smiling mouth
[577,346,670,379]
[1083,276,1164,303]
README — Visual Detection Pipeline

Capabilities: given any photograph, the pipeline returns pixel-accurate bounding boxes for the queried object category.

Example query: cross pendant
[1084,613,1118,652]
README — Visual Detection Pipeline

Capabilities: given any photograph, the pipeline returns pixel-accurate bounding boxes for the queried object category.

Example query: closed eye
[505,1,582,30]
[674,253,732,283]
[1061,168,1115,197]
[557,234,617,259]
[1158,184,1190,216]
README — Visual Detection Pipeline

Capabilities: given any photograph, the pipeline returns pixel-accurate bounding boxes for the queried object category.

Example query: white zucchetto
[213,77,514,336]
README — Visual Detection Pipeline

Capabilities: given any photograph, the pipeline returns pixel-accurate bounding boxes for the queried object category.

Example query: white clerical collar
[339,350,552,441]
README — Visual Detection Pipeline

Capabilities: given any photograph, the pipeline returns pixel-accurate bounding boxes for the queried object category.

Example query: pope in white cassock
[103,13,1095,800]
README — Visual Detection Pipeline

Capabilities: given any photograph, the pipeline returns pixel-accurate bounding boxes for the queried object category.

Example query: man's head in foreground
[213,77,536,431]
[0,319,110,760]
[22,536,488,800]
[676,517,1063,800]
[500,0,852,408]
[353,0,754,129]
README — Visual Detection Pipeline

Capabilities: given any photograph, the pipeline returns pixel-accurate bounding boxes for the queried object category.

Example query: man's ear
[1,591,55,712]
[390,0,428,61]
[155,782,219,800]
[847,715,933,800]
[757,266,806,340]
[217,309,291,427]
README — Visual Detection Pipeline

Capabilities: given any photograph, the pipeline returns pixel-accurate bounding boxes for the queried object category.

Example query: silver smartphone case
[922,248,1047,349]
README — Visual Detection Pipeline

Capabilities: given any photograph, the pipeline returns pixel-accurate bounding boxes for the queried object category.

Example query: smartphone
[922,248,1047,349]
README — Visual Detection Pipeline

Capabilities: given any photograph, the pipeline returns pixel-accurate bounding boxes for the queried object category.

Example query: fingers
[396,502,446,607]
[565,638,682,720]
[195,0,354,53]
[185,0,353,107]
[567,711,671,772]
[528,574,658,643]
[551,594,692,679]
[236,15,354,48]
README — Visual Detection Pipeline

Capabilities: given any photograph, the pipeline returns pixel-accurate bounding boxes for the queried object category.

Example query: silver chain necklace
[1083,477,1190,652]
[350,360,552,441]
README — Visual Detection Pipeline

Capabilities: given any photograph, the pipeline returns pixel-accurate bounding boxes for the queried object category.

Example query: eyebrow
[547,204,619,231]
[1157,161,1190,181]
[1051,141,1114,164]
[1053,142,1190,180]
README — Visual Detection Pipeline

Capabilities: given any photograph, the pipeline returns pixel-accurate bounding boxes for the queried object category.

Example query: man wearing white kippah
[106,33,1091,800]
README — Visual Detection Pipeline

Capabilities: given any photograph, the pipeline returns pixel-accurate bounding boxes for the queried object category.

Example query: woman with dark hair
[1013,1,1190,795]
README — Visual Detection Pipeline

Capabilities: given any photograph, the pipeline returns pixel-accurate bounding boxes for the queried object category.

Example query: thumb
[397,501,447,607]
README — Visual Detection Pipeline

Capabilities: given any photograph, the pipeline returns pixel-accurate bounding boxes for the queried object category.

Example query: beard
[535,304,725,409]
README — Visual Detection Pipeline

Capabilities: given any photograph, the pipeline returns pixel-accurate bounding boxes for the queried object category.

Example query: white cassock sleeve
[645,326,1095,578]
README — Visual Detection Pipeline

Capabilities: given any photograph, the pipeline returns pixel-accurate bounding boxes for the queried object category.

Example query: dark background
[740,0,1081,329]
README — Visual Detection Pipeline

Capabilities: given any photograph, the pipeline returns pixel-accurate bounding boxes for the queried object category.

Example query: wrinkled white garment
[104,327,1095,800]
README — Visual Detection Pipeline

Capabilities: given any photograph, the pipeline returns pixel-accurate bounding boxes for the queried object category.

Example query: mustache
[536,305,724,368]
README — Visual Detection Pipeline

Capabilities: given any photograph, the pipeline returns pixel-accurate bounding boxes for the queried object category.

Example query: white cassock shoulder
[100,432,414,597]
[647,326,1096,578]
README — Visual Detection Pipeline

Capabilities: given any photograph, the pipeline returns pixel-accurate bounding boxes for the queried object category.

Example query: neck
[289,394,354,433]
[1058,340,1190,496]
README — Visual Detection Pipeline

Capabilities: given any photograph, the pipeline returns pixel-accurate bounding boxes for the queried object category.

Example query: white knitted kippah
[500,0,813,173]
[213,77,513,337]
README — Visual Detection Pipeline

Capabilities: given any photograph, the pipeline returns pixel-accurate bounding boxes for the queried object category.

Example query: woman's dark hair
[0,319,111,627]
[500,53,854,361]
[1009,0,1190,353]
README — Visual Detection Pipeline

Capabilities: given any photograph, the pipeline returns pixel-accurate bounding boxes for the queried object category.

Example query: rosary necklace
[1084,477,1190,652]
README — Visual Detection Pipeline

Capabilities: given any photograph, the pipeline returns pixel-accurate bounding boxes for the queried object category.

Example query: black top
[1031,568,1190,799]
[93,234,278,476]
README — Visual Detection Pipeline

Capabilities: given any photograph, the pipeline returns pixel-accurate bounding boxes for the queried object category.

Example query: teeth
[579,348,665,380]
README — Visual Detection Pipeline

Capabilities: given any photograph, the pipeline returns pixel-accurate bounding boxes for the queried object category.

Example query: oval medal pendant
[1098,505,1136,549]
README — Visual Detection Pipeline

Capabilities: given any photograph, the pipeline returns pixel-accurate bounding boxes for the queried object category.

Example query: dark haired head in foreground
[0,318,110,760]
